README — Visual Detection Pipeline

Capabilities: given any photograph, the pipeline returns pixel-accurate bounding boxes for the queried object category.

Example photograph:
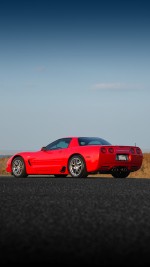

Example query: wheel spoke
[12,159,24,176]
[70,157,83,177]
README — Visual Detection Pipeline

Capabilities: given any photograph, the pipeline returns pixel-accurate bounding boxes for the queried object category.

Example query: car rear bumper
[98,153,143,173]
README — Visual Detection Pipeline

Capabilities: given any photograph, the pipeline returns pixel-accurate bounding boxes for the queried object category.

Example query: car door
[29,138,71,174]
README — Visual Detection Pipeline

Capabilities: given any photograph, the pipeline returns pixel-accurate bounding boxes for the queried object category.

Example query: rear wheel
[112,170,130,178]
[68,155,88,178]
[12,157,27,178]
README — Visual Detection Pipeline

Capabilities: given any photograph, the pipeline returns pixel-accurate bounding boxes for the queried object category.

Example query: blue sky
[0,0,150,151]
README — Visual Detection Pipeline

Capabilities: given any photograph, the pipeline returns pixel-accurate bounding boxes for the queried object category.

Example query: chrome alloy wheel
[69,157,83,177]
[12,158,24,177]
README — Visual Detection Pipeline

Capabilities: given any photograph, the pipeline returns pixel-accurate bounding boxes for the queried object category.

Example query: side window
[57,141,68,149]
[88,140,101,145]
[46,138,71,150]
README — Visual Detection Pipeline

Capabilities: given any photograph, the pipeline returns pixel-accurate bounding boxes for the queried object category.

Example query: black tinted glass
[78,137,111,146]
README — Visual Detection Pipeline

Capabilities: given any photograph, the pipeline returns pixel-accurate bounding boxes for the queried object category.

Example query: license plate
[116,154,128,161]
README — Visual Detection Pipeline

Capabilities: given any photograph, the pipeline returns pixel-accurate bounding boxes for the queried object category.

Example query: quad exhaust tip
[111,167,128,173]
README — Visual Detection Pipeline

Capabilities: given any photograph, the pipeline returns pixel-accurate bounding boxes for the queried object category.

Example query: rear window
[78,137,111,146]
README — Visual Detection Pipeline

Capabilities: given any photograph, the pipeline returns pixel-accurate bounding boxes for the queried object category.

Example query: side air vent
[28,160,31,166]
[60,166,66,173]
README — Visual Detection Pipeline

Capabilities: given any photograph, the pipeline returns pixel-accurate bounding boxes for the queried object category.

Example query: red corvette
[6,137,143,178]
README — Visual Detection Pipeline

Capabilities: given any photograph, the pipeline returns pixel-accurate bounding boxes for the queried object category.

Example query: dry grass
[129,153,150,178]
[0,157,11,175]
[0,154,150,178]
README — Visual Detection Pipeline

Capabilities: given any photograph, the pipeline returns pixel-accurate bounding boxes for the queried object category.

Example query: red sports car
[6,137,143,178]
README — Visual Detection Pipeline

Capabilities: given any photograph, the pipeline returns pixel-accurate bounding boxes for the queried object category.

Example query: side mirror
[41,146,47,151]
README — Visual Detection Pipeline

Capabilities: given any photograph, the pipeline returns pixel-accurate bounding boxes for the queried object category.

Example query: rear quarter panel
[67,146,100,172]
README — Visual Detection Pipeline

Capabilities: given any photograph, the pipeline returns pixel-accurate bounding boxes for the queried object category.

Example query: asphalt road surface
[1,176,150,265]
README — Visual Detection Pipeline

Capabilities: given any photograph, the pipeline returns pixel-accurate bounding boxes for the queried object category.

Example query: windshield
[78,137,111,146]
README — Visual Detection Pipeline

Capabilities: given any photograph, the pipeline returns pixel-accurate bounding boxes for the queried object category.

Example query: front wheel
[68,155,88,178]
[12,157,27,178]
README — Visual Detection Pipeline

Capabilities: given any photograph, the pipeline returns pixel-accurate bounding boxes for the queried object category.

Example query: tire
[68,155,88,178]
[112,171,130,178]
[54,174,68,178]
[12,157,27,178]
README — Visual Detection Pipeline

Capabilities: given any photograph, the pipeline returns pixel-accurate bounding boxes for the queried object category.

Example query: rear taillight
[130,148,135,154]
[136,148,141,154]
[108,147,114,153]
[101,147,114,153]
[101,147,106,153]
